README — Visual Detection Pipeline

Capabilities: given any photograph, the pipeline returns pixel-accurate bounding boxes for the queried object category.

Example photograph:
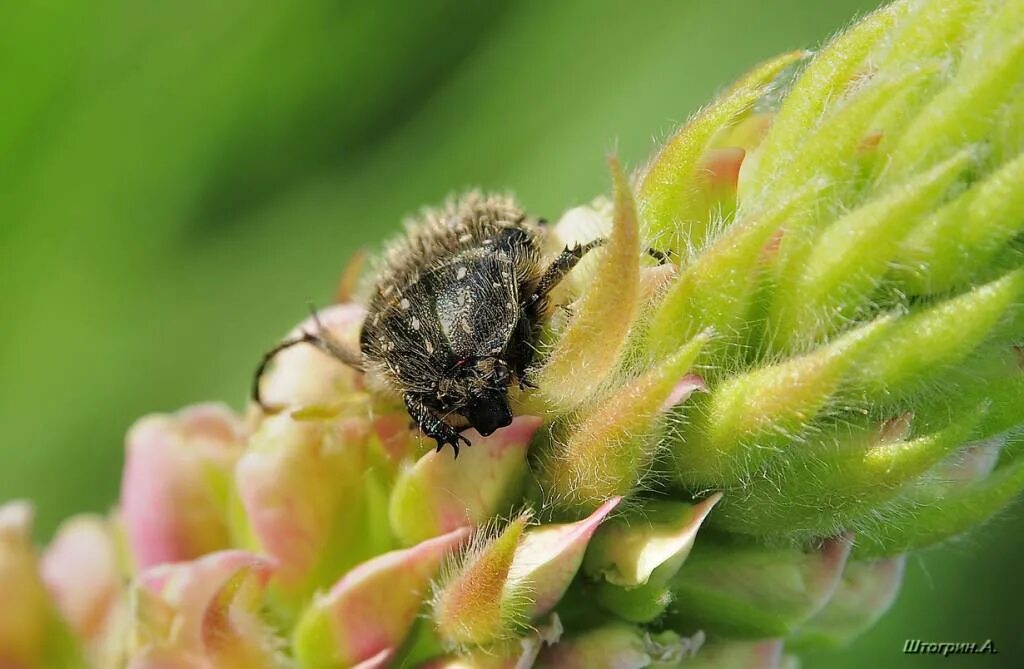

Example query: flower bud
[668,534,852,638]
[41,514,125,665]
[121,403,245,569]
[292,527,469,668]
[535,623,705,669]
[790,556,906,649]
[854,434,1024,558]
[234,413,392,603]
[673,317,889,487]
[431,499,619,651]
[895,151,1024,295]
[849,270,1024,402]
[538,332,708,513]
[639,50,809,251]
[389,417,540,546]
[918,344,1024,443]
[432,513,530,648]
[0,502,58,668]
[536,158,640,410]
[710,408,985,540]
[770,150,970,349]
[508,497,621,618]
[129,550,278,668]
[583,494,721,622]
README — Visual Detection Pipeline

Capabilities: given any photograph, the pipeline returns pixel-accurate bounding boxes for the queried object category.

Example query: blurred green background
[2,1,1021,666]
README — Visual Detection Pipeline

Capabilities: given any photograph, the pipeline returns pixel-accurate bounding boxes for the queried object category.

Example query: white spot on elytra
[458,233,472,243]
[411,316,420,330]
[425,340,435,354]
[400,298,411,310]
[456,266,468,280]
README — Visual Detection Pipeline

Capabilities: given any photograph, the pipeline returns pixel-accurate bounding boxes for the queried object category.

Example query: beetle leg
[646,247,675,265]
[404,395,471,458]
[307,307,365,371]
[529,238,607,304]
[252,318,363,411]
[530,240,676,306]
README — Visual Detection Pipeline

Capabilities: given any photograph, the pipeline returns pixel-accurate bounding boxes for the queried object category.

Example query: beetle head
[436,356,514,435]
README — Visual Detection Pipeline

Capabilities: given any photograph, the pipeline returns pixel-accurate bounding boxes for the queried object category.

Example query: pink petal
[41,515,120,643]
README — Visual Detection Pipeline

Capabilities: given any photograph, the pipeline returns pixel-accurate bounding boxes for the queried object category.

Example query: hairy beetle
[253,193,606,457]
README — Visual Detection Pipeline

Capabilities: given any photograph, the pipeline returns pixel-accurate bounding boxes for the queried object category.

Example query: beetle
[252,192,606,457]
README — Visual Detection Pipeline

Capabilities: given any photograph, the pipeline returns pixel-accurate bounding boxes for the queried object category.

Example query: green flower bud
[537,158,640,410]
[667,535,852,638]
[293,527,470,668]
[672,318,890,487]
[583,494,721,622]
[537,332,708,512]
[431,513,531,648]
[389,418,540,546]
[535,623,704,669]
[790,556,906,649]
[710,408,985,540]
[684,640,786,669]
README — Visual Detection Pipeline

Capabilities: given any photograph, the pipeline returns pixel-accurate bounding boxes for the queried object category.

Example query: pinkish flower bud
[129,550,279,668]
[432,500,620,650]
[234,413,393,603]
[121,403,246,569]
[509,497,622,618]
[585,493,721,587]
[292,527,470,667]
[41,514,125,664]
